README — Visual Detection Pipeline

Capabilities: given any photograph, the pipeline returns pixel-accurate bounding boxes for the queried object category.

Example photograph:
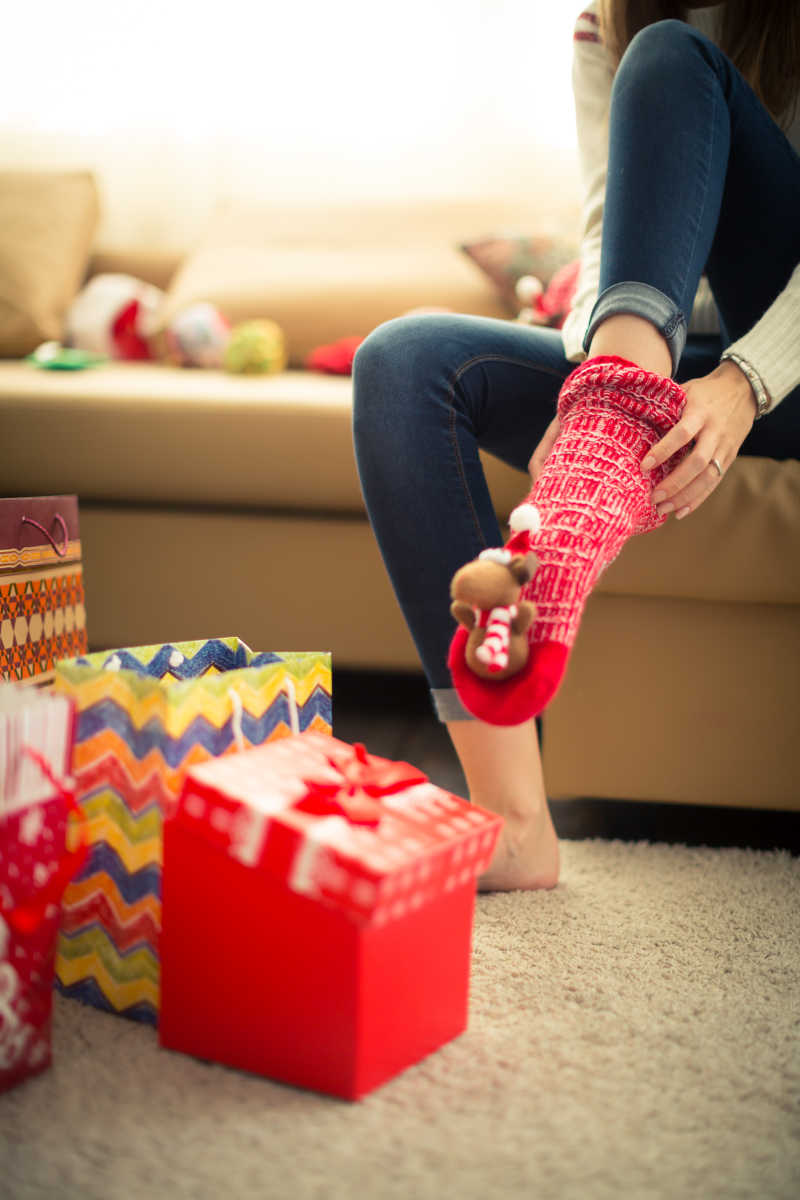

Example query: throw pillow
[0,171,100,358]
[460,234,576,312]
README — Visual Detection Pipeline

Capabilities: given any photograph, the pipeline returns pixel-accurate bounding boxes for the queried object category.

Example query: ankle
[469,786,546,825]
[477,796,559,892]
[587,315,672,377]
[445,716,548,811]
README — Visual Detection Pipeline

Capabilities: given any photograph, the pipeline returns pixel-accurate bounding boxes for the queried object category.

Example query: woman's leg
[446,717,558,892]
[353,314,570,888]
[589,21,800,466]
[353,314,570,695]
[450,19,800,726]
[588,19,800,375]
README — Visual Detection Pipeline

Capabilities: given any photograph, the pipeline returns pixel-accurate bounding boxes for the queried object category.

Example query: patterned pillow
[460,234,577,312]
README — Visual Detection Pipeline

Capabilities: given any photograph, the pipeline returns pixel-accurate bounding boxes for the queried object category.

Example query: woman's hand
[641,360,758,519]
[528,414,560,483]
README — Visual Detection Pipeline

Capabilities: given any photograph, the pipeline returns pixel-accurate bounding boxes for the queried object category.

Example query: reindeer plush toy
[449,547,539,680]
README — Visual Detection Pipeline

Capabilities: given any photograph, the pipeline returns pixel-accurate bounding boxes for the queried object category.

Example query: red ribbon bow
[293,743,427,827]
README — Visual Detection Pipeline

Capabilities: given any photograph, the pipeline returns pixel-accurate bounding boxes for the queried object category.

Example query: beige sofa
[2,180,798,811]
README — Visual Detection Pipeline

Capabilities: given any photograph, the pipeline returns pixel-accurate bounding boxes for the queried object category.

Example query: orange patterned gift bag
[0,496,88,685]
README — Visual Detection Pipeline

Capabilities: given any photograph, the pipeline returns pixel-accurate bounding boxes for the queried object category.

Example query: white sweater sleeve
[724,263,800,408]
[560,6,613,363]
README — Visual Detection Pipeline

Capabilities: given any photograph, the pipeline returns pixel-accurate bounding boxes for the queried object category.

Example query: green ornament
[224,320,287,374]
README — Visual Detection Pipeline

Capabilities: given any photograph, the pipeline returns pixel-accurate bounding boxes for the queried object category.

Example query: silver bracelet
[720,350,771,419]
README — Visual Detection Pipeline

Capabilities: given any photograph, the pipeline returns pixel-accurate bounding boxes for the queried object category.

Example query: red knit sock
[449,356,687,725]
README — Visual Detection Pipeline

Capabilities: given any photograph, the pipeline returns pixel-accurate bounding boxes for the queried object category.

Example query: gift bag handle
[20,513,69,558]
[0,748,88,936]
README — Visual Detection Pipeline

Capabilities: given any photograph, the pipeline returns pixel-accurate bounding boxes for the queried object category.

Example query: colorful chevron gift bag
[52,637,331,1023]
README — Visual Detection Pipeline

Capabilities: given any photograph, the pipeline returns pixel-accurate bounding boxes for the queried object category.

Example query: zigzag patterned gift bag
[52,637,331,1024]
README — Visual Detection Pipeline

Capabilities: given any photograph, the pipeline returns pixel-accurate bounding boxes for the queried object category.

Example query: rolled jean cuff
[582,282,687,377]
[431,686,475,722]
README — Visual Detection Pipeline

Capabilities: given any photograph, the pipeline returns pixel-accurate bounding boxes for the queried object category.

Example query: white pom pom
[515,274,543,306]
[478,547,512,565]
[508,503,542,535]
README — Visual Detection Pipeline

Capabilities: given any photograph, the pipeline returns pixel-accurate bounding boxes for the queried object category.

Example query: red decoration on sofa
[517,258,580,329]
[306,335,365,375]
[66,273,162,362]
[110,299,153,361]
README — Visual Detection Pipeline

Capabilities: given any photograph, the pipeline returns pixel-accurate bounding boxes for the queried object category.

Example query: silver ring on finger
[710,456,723,478]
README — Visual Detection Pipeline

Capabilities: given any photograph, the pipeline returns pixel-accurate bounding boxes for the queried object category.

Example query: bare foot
[477,799,559,892]
[444,715,558,891]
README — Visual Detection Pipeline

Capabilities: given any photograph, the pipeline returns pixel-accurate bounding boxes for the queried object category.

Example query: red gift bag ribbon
[294,742,427,827]
[0,747,88,936]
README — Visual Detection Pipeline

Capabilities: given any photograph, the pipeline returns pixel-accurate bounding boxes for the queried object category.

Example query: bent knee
[353,313,456,430]
[619,19,710,86]
[353,317,411,386]
[354,314,449,385]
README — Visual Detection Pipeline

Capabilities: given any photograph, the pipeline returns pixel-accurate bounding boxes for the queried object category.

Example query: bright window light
[2,2,581,238]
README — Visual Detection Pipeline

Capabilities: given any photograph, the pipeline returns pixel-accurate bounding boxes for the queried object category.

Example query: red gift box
[160,732,502,1099]
[1,689,85,1093]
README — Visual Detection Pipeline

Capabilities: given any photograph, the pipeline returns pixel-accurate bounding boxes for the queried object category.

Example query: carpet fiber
[3,838,798,1200]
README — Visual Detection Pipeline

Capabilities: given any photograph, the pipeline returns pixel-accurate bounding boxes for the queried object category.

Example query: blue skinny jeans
[353,20,800,719]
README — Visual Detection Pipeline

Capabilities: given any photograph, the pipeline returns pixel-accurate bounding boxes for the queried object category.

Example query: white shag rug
[2,838,798,1200]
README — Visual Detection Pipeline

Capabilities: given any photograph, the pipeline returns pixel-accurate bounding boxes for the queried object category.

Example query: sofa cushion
[154,198,564,367]
[0,171,100,357]
[157,244,510,367]
[0,360,527,516]
[87,248,183,293]
[0,360,798,608]
[597,455,800,604]
[0,361,370,511]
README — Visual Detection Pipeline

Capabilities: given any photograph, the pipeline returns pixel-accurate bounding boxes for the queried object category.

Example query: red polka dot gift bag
[0,685,86,1093]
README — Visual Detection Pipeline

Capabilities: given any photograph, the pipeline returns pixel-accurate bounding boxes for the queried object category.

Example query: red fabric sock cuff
[558,355,686,439]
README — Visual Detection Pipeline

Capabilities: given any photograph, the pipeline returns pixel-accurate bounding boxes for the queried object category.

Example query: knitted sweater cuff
[724,264,800,410]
